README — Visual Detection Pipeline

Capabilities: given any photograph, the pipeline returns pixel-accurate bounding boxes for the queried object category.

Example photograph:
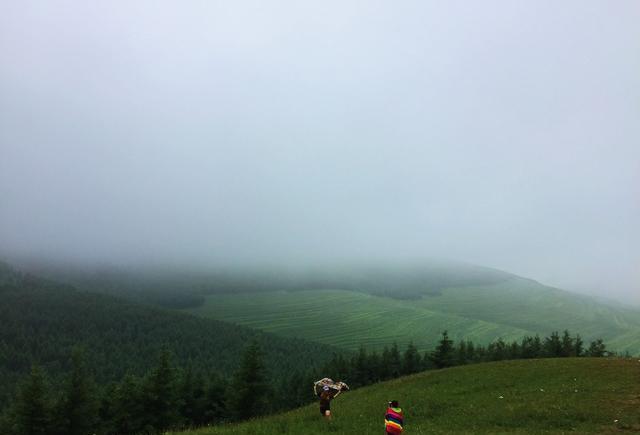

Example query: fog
[1,1,638,303]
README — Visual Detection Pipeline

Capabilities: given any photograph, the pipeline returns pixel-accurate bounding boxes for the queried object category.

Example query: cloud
[1,1,639,302]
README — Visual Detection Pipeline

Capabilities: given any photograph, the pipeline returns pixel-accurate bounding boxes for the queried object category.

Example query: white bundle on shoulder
[313,378,349,396]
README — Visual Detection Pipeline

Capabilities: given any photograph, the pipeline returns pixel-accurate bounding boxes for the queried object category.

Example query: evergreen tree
[388,343,402,377]
[488,338,507,361]
[508,341,520,359]
[464,341,476,363]
[544,331,562,357]
[279,370,306,410]
[53,348,98,435]
[472,344,487,362]
[180,367,207,426]
[531,335,543,357]
[227,342,269,420]
[402,342,421,374]
[560,330,575,357]
[142,348,180,431]
[14,366,50,435]
[322,352,349,382]
[203,373,227,424]
[380,346,392,379]
[587,339,607,357]
[520,336,535,359]
[352,346,370,386]
[109,374,145,435]
[366,350,382,383]
[430,331,455,369]
[455,341,468,365]
[574,334,584,357]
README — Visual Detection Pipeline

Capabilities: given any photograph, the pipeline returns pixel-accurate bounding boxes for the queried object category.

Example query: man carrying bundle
[313,378,349,420]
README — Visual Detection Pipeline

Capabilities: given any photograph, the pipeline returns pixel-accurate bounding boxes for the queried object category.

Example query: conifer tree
[280,370,306,409]
[587,339,607,357]
[110,374,145,435]
[352,346,369,386]
[15,366,50,435]
[204,373,227,424]
[520,336,535,359]
[402,342,421,374]
[560,330,575,357]
[142,348,180,431]
[227,341,269,420]
[380,346,392,379]
[464,340,476,362]
[366,350,382,383]
[388,342,402,377]
[508,341,520,359]
[544,331,562,357]
[180,367,207,426]
[574,334,584,357]
[455,341,468,365]
[53,348,98,435]
[531,334,543,357]
[430,331,454,368]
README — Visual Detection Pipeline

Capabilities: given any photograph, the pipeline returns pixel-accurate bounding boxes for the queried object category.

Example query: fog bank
[1,1,638,303]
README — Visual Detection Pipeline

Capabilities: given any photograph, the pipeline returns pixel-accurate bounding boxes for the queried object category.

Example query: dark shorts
[319,401,330,415]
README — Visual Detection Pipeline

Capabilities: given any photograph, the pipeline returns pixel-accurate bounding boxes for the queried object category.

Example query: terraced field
[415,279,640,350]
[186,277,640,354]
[188,289,530,350]
[172,358,640,434]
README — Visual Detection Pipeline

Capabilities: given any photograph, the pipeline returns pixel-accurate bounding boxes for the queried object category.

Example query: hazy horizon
[1,1,639,303]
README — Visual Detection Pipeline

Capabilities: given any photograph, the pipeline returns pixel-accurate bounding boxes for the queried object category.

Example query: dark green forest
[0,262,338,411]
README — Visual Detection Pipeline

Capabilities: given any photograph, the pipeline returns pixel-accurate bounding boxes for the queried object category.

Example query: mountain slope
[186,274,640,354]
[188,289,532,350]
[172,358,640,434]
[0,263,339,406]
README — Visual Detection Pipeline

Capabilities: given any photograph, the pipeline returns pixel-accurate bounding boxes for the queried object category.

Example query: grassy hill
[186,276,640,355]
[172,358,640,434]
[17,259,639,354]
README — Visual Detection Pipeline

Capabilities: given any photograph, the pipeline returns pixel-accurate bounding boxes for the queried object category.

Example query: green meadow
[172,358,640,434]
[186,277,640,354]
[188,288,530,351]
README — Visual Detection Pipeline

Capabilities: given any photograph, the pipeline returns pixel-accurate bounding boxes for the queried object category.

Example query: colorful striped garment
[385,406,404,434]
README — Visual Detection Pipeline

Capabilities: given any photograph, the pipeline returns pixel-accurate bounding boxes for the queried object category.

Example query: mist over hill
[6,257,639,355]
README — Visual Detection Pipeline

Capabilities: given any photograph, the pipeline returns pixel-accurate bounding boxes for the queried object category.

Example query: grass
[187,289,531,351]
[185,277,640,354]
[171,358,640,434]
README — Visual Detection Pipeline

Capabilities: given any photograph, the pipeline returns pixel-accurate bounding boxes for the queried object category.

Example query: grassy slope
[173,358,640,434]
[189,289,531,351]
[187,277,640,354]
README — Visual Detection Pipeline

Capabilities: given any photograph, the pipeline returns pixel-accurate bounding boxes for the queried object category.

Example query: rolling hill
[171,358,640,434]
[184,267,640,355]
[9,259,639,354]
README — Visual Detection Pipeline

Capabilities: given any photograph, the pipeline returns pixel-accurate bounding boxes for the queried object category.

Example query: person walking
[313,378,349,420]
[385,400,404,434]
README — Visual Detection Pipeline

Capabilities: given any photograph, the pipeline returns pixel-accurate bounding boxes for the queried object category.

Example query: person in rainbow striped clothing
[385,400,404,434]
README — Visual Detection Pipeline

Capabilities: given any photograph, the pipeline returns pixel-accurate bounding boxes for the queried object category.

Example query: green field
[186,277,640,354]
[172,358,640,434]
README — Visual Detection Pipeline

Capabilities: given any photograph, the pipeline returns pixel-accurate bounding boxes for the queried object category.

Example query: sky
[1,1,639,303]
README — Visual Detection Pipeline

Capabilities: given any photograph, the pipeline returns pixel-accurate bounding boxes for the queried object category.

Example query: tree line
[1,344,264,435]
[317,330,610,392]
[1,330,610,435]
